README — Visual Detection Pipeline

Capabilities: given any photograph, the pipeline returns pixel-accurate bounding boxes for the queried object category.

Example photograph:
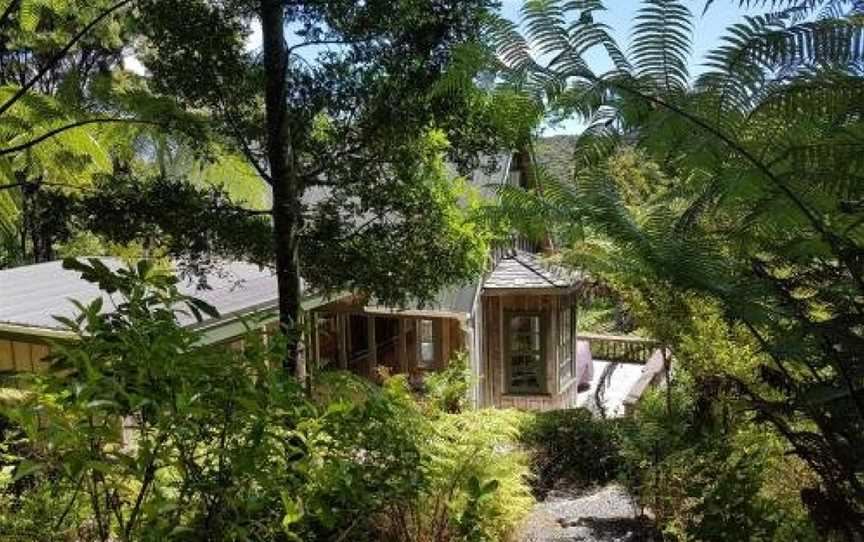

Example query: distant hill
[534,135,578,184]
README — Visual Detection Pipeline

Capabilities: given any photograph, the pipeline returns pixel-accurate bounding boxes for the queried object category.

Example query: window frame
[557,303,577,390]
[504,310,547,395]
[417,318,437,370]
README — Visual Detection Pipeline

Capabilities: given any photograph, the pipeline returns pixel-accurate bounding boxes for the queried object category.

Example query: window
[558,304,577,389]
[315,314,338,368]
[506,313,545,394]
[418,319,436,369]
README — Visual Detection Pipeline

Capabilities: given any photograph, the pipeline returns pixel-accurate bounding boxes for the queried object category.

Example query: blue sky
[496,0,757,134]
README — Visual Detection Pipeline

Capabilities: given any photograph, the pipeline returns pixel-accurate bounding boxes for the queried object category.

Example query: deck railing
[578,332,659,365]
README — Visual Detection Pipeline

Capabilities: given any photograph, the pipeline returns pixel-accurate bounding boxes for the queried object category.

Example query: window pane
[511,332,541,353]
[510,315,540,334]
[419,319,435,368]
[420,320,434,341]
[511,354,541,390]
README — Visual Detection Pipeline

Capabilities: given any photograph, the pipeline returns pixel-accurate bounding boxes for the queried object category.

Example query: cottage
[0,148,600,410]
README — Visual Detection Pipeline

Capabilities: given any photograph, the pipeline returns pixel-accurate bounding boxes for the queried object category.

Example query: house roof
[364,282,479,320]
[483,250,578,290]
[0,256,482,340]
[0,258,279,334]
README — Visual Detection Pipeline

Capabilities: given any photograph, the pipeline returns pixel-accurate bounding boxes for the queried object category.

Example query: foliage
[492,0,864,536]
[519,408,623,497]
[0,259,532,541]
[424,350,473,414]
[618,372,820,542]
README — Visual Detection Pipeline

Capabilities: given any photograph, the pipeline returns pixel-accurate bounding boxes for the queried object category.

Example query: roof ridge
[512,251,559,287]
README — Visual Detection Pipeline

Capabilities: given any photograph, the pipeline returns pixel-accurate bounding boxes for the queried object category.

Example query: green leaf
[11,460,42,482]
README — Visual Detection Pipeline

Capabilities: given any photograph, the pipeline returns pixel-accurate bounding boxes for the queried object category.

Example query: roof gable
[483,250,578,290]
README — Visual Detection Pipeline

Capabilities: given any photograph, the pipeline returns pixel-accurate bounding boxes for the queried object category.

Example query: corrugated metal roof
[366,282,479,318]
[483,250,578,290]
[0,258,279,332]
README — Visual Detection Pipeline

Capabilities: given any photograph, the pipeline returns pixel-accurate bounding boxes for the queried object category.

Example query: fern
[631,0,693,92]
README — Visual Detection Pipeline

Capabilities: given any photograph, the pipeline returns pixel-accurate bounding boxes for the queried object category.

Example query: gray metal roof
[483,250,578,290]
[0,258,279,332]
[365,282,479,318]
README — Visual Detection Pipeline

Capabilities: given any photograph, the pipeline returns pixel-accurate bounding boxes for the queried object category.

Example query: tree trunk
[260,0,305,379]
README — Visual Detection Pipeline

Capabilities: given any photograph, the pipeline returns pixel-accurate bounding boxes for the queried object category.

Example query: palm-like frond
[631,0,693,92]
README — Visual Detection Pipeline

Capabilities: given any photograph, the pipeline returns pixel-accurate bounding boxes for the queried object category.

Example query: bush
[618,375,820,542]
[310,373,534,542]
[519,408,623,496]
[424,350,472,413]
[0,259,533,541]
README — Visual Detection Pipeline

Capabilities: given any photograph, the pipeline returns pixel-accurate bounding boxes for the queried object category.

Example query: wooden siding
[0,338,52,379]
[482,292,581,410]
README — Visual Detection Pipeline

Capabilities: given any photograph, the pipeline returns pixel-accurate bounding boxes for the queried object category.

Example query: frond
[630,0,694,92]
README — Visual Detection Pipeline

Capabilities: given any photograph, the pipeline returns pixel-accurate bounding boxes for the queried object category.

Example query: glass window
[418,319,435,369]
[507,313,544,393]
[558,304,576,389]
[316,314,338,368]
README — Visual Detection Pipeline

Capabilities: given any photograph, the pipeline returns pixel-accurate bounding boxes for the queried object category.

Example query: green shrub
[618,375,820,542]
[0,259,532,541]
[376,407,534,542]
[424,350,472,413]
[519,408,623,495]
[309,373,534,542]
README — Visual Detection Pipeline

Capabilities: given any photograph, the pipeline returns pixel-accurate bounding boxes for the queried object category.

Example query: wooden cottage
[0,150,594,411]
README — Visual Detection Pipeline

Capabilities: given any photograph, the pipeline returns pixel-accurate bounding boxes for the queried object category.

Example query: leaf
[185,298,220,321]
[11,460,42,482]
[280,492,304,530]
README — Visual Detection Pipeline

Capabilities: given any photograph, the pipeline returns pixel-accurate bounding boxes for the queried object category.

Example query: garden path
[515,485,653,542]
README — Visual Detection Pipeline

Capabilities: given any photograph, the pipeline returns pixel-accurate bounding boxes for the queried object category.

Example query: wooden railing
[578,332,659,365]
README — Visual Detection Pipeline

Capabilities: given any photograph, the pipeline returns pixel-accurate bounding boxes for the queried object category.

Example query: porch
[309,296,468,383]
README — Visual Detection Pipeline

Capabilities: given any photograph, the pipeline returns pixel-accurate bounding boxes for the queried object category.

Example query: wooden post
[439,319,450,369]
[337,314,348,370]
[310,312,319,371]
[368,315,377,377]
[398,318,408,374]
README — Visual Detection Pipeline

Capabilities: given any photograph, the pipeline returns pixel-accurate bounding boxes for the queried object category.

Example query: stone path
[515,485,653,542]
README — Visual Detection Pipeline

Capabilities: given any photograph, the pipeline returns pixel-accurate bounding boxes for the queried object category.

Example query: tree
[135,0,525,376]
[0,0,221,266]
[493,0,864,536]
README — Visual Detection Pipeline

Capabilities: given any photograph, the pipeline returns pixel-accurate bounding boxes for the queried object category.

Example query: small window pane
[511,332,541,352]
[510,315,540,334]
[419,319,435,368]
[507,314,544,393]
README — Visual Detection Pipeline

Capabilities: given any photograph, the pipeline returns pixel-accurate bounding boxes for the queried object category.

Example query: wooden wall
[0,338,51,375]
[482,292,579,411]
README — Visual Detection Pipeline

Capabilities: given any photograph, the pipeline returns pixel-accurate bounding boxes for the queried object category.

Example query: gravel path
[515,485,654,542]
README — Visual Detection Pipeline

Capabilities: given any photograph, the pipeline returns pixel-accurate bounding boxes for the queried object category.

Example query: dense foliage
[0,259,533,541]
[492,0,864,537]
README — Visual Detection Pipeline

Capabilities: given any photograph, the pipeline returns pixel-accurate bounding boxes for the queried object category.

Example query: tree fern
[631,0,693,92]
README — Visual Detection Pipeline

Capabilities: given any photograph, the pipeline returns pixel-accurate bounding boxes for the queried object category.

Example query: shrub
[376,407,534,542]
[424,350,472,413]
[0,259,533,541]
[519,408,623,496]
[618,375,820,542]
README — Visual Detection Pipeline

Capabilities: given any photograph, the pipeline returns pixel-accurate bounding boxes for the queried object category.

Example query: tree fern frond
[631,0,693,92]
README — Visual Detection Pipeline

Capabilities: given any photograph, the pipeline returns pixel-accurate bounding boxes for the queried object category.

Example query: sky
[494,0,757,134]
[125,1,757,135]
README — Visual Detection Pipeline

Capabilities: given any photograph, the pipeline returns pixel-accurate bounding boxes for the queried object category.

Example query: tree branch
[0,0,134,119]
[0,0,20,28]
[0,117,161,156]
[287,39,369,54]
[218,102,272,184]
